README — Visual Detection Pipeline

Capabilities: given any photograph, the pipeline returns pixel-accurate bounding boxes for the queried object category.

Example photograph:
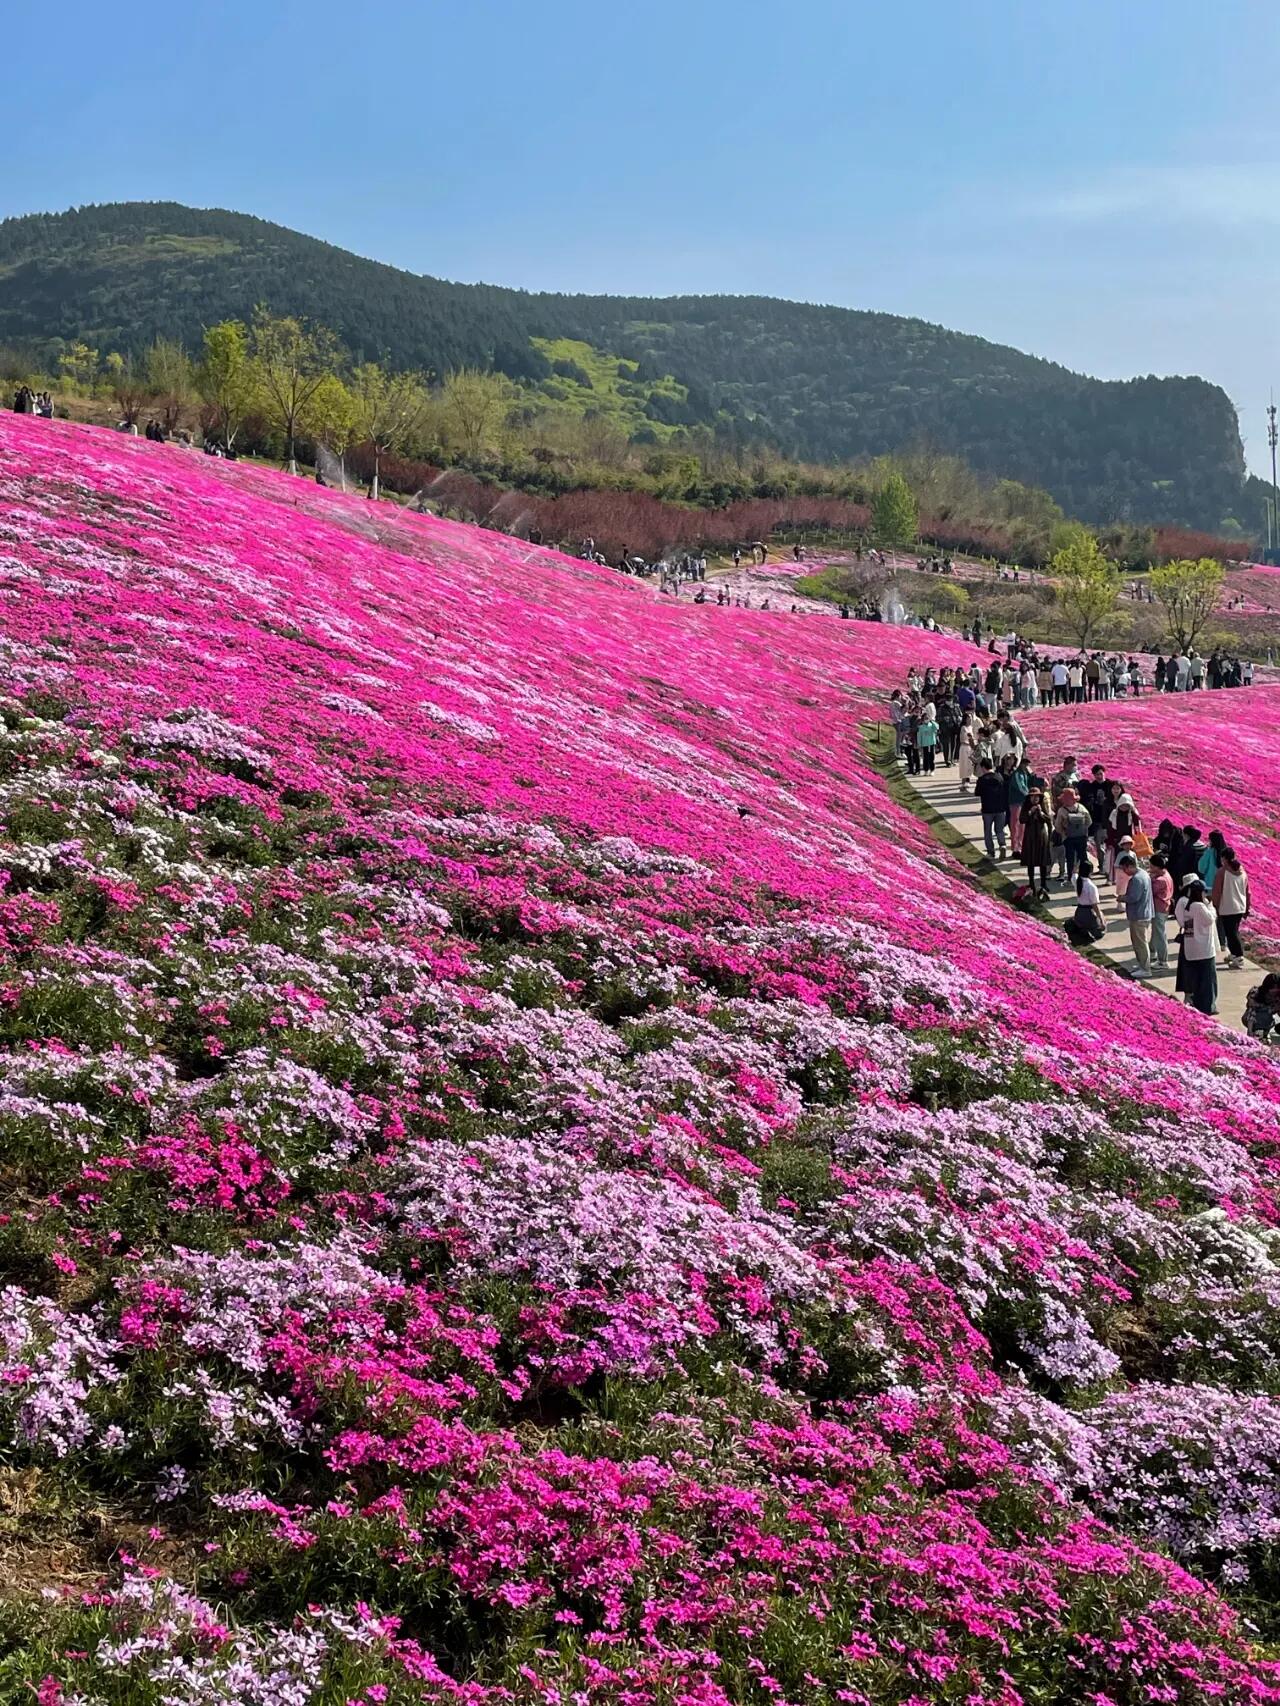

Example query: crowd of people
[11,386,54,418]
[889,669,1270,1028]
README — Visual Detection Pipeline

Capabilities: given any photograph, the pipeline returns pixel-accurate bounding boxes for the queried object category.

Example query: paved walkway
[902,759,1259,1032]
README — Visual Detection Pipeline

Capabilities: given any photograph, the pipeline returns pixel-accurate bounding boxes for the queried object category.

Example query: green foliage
[249,307,343,470]
[143,336,194,432]
[302,371,357,457]
[196,319,256,452]
[56,339,98,391]
[871,471,918,548]
[347,362,429,494]
[1148,555,1226,651]
[1051,529,1121,646]
[440,367,515,459]
[102,349,149,426]
[0,201,1252,527]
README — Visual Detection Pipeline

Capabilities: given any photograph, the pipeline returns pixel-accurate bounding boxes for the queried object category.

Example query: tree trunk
[287,419,297,476]
[369,447,380,502]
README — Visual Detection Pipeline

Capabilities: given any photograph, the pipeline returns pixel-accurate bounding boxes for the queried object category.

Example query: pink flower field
[6,416,1280,1702]
[1035,689,1280,959]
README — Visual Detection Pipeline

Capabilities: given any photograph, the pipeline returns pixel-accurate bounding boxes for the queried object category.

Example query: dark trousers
[1185,956,1218,1015]
[1065,835,1088,879]
[920,746,935,773]
[1054,685,1069,705]
[1220,913,1245,958]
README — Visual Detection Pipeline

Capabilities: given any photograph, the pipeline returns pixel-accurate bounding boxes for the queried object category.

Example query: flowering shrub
[3,418,1280,1698]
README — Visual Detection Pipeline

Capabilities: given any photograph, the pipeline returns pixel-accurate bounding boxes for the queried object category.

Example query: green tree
[1149,556,1226,652]
[250,308,343,474]
[197,321,256,453]
[144,338,194,434]
[301,374,358,487]
[1052,529,1121,646]
[349,363,429,499]
[57,341,99,393]
[916,581,970,620]
[871,471,917,549]
[440,368,513,461]
[103,351,151,429]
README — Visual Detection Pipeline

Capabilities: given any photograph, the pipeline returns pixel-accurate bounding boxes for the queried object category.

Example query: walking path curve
[904,762,1260,1032]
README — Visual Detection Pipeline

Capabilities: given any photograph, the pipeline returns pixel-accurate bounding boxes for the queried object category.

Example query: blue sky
[3,0,1277,468]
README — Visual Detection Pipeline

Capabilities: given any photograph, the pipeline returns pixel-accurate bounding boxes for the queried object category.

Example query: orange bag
[1132,830,1153,858]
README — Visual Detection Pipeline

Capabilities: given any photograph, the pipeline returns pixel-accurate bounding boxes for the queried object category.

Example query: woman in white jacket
[1176,880,1219,1016]
[1211,849,1249,970]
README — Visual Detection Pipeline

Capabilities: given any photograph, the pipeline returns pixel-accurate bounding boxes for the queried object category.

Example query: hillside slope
[2,417,1280,1696]
[0,200,1248,528]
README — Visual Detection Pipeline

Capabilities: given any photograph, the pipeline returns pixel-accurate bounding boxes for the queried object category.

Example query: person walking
[1211,848,1249,970]
[1148,853,1173,971]
[1020,787,1053,901]
[937,697,960,766]
[1118,853,1154,978]
[957,713,978,793]
[1053,787,1093,886]
[1177,880,1219,1015]
[1050,659,1070,705]
[975,758,1010,860]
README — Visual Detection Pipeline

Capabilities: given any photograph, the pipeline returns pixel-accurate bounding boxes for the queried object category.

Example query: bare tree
[103,351,151,429]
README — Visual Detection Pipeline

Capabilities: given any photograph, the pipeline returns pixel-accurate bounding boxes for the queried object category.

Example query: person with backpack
[1053,787,1093,885]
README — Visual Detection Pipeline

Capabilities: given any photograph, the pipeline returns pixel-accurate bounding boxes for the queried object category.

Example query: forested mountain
[0,200,1249,528]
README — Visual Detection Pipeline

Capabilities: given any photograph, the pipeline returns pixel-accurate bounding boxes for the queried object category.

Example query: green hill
[0,200,1248,528]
